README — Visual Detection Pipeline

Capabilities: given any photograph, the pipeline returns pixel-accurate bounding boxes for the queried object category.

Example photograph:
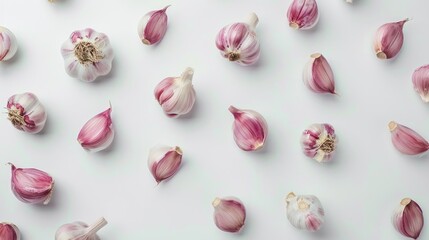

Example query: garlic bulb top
[374,19,409,59]
[392,198,424,239]
[56,217,107,240]
[0,222,20,240]
[301,123,337,162]
[138,5,170,45]
[285,192,325,232]
[0,26,18,61]
[61,28,114,82]
[287,0,319,30]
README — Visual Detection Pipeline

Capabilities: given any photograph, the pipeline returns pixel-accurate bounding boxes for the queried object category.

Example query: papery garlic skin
[301,123,336,162]
[148,145,183,183]
[303,53,335,94]
[0,26,18,61]
[392,198,424,239]
[229,106,268,151]
[374,19,409,59]
[138,5,170,45]
[212,197,246,233]
[388,121,429,156]
[6,92,47,134]
[9,163,54,205]
[412,65,429,102]
[215,13,260,66]
[0,222,20,240]
[77,106,114,152]
[56,217,107,240]
[61,28,114,82]
[154,67,196,118]
[287,0,319,30]
[285,192,325,232]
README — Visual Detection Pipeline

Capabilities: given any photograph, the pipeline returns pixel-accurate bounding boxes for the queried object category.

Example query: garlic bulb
[374,19,409,59]
[303,53,336,94]
[9,163,54,205]
[412,64,429,102]
[77,105,114,152]
[301,123,337,162]
[215,13,260,66]
[388,121,429,156]
[56,217,107,240]
[212,197,246,233]
[148,145,183,183]
[392,198,424,239]
[287,0,319,30]
[0,222,20,240]
[285,192,325,232]
[229,106,268,151]
[154,67,196,118]
[0,26,18,61]
[6,92,47,134]
[138,5,170,45]
[61,28,114,82]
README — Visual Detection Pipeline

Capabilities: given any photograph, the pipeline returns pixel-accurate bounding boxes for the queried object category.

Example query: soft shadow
[95,132,118,155]
[32,182,61,211]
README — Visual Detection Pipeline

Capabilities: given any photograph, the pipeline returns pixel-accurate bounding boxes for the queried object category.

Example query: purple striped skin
[0,223,20,240]
[389,121,429,156]
[374,19,408,59]
[138,5,170,45]
[301,123,336,162]
[148,146,183,183]
[303,53,335,94]
[287,0,319,30]
[412,65,429,102]
[0,32,11,61]
[393,198,424,239]
[213,197,246,233]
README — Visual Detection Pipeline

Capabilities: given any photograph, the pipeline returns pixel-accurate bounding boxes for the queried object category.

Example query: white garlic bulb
[0,26,18,62]
[56,218,107,240]
[285,192,325,232]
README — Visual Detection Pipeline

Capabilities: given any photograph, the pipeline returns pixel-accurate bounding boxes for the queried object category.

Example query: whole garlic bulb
[56,218,107,240]
[285,192,325,232]
[138,5,170,45]
[6,92,47,134]
[374,19,409,59]
[0,222,20,240]
[212,197,246,233]
[148,145,183,183]
[287,0,319,30]
[0,26,18,61]
[61,28,114,82]
[392,198,424,239]
[301,123,337,162]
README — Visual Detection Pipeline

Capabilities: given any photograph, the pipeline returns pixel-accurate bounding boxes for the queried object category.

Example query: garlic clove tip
[289,22,300,29]
[212,197,221,207]
[388,121,398,131]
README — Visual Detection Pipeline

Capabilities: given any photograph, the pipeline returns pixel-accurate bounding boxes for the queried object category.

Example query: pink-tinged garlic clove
[56,217,107,240]
[9,163,54,205]
[61,28,114,82]
[0,222,20,240]
[215,13,260,66]
[148,145,183,183]
[77,105,114,153]
[6,92,47,134]
[154,67,196,118]
[285,192,325,232]
[303,53,336,94]
[137,5,170,45]
[301,123,337,162]
[0,26,18,61]
[412,65,429,102]
[287,0,319,30]
[374,19,409,60]
[388,121,429,156]
[392,198,424,239]
[229,106,268,151]
[212,197,246,233]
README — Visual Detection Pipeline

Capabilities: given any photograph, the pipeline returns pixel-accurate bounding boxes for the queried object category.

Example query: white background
[1,0,428,239]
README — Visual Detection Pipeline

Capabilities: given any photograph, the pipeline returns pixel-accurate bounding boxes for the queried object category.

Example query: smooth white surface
[0,0,428,239]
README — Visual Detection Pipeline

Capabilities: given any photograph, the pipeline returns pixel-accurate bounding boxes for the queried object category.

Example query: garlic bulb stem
[86,218,107,235]
[246,13,259,29]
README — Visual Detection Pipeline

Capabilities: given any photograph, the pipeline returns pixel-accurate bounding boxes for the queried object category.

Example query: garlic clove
[212,197,246,233]
[374,19,409,60]
[0,26,18,62]
[412,65,429,102]
[9,163,54,205]
[229,106,268,151]
[138,5,170,45]
[215,13,260,66]
[303,53,336,94]
[392,198,424,239]
[285,192,325,232]
[388,121,429,156]
[287,0,319,30]
[56,217,107,240]
[6,92,47,134]
[61,28,114,82]
[148,145,183,183]
[301,123,337,162]
[154,67,196,118]
[0,222,20,240]
[77,105,114,153]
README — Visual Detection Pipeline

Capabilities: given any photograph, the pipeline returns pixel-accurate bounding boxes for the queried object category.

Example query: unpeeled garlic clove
[212,197,246,233]
[374,19,409,59]
[56,217,107,240]
[0,26,18,62]
[412,65,429,102]
[388,121,429,156]
[0,222,20,240]
[303,53,336,94]
[138,5,170,45]
[9,163,54,205]
[148,145,183,183]
[392,198,424,239]
[301,123,337,162]
[229,106,268,151]
[287,0,319,30]
[285,192,325,232]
